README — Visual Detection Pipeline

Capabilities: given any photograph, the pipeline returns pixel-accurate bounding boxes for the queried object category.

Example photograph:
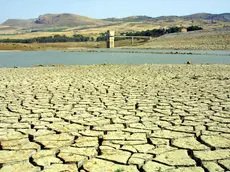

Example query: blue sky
[0,0,229,23]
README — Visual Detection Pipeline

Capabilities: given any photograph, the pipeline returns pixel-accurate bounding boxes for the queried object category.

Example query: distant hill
[205,13,230,22]
[103,15,154,22]
[1,13,109,29]
[181,13,212,20]
[104,13,230,22]
[2,19,36,28]
[34,13,108,26]
[1,13,230,31]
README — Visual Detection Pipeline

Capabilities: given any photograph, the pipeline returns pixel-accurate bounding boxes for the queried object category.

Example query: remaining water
[0,49,230,68]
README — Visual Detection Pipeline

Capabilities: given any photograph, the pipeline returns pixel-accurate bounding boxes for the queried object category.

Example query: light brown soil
[0,64,230,171]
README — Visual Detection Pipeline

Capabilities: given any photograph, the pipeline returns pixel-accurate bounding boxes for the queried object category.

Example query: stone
[202,161,224,172]
[121,145,137,153]
[34,156,62,166]
[103,131,130,140]
[122,127,151,134]
[58,152,88,168]
[194,149,230,161]
[0,132,27,141]
[37,140,73,148]
[143,161,173,172]
[128,153,153,168]
[154,150,196,166]
[0,150,36,164]
[73,136,98,148]
[218,159,230,170]
[18,129,55,136]
[133,144,155,153]
[93,124,124,131]
[34,133,74,141]
[42,164,77,172]
[0,161,40,172]
[150,130,193,139]
[111,140,147,145]
[171,167,204,172]
[32,149,57,159]
[98,149,131,164]
[201,135,230,148]
[149,138,169,145]
[102,141,121,149]
[99,145,115,151]
[154,145,178,156]
[165,125,194,132]
[2,141,40,150]
[79,130,103,137]
[127,133,146,141]
[60,147,98,157]
[1,138,29,147]
[83,158,139,172]
[172,137,209,150]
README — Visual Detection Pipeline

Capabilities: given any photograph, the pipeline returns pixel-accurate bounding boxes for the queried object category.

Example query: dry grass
[0,42,100,51]
[0,31,75,39]
[0,25,10,29]
[0,43,36,50]
[0,39,144,51]
[1,19,230,39]
[135,30,230,50]
[65,19,230,36]
[1,19,230,50]
[0,30,229,51]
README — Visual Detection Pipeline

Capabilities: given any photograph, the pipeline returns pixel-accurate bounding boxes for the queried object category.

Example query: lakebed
[0,64,230,171]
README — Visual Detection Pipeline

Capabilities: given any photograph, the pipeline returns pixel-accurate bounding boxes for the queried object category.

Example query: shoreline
[62,49,230,56]
[0,50,22,52]
[1,46,230,52]
[1,48,230,56]
[1,63,230,69]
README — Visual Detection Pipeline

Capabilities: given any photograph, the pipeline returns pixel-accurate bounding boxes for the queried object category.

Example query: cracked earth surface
[0,64,230,172]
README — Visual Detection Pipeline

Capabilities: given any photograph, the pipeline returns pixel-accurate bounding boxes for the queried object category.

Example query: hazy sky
[0,0,229,23]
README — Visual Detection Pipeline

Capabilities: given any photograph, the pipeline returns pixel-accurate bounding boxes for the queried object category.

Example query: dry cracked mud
[0,64,230,172]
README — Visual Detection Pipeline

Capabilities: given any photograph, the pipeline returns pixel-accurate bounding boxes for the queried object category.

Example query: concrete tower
[106,30,115,48]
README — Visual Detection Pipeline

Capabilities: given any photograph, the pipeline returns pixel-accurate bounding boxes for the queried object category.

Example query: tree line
[122,26,203,37]
[0,26,202,43]
[186,26,203,32]
[96,25,203,41]
[0,34,94,43]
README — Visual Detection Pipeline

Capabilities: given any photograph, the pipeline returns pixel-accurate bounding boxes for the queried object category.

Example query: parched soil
[0,64,230,171]
[0,40,145,51]
[0,42,103,51]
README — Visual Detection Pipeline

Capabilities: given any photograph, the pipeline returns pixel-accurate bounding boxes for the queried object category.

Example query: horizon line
[1,12,230,22]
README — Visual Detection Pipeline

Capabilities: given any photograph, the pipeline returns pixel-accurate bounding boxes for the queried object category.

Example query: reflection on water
[0,49,230,68]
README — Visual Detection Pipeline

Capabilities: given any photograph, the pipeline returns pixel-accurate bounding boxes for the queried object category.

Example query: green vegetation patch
[0,34,94,43]
[122,25,203,37]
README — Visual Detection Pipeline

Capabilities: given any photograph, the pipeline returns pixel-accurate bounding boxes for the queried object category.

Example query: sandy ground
[0,64,230,171]
[0,50,21,52]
